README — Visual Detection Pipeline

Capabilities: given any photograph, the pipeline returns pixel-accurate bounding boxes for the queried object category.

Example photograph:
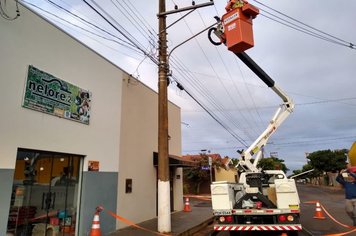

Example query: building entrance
[7,148,82,236]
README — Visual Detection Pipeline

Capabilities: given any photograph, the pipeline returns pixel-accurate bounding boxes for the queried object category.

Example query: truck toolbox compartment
[275,179,300,209]
[211,182,243,210]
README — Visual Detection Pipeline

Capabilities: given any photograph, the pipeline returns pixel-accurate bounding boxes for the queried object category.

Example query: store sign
[23,65,91,124]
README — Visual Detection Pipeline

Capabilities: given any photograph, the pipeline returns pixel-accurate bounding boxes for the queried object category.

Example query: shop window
[7,148,83,236]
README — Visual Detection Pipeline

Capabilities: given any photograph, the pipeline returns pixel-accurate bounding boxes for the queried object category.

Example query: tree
[307,149,347,172]
[257,157,289,173]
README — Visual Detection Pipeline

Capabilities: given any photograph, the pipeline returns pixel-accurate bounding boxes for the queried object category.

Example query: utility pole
[157,1,214,233]
[157,0,171,233]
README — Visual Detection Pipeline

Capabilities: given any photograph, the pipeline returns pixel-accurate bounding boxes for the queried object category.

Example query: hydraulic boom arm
[235,52,294,173]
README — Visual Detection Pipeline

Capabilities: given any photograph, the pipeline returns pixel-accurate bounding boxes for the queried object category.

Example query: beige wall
[0,5,122,172]
[1,3,184,231]
[215,168,238,182]
[118,75,182,228]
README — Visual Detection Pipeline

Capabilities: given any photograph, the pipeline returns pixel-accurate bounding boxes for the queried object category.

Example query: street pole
[209,156,213,183]
[158,0,171,233]
[156,1,214,233]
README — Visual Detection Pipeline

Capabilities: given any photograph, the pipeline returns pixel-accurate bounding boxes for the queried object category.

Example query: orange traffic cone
[183,197,192,212]
[313,201,326,220]
[89,207,103,236]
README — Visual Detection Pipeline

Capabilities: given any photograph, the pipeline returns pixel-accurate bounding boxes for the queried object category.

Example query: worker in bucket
[336,168,356,226]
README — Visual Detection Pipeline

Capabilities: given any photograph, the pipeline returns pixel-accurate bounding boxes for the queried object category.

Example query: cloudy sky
[19,0,356,173]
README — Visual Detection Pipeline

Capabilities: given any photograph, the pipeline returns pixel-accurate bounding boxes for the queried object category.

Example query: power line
[251,0,356,50]
[176,8,257,141]
[23,1,143,56]
[78,0,250,146]
[82,0,158,63]
[197,10,264,136]
[45,0,139,50]
[260,13,350,49]
[252,0,354,46]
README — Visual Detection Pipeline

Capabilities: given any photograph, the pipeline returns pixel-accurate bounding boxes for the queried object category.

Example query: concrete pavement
[108,197,214,236]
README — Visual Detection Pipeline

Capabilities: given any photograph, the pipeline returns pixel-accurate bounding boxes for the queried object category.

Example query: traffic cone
[89,207,103,236]
[183,197,192,212]
[313,201,326,220]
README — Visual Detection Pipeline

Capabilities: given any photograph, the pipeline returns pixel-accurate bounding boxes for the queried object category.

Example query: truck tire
[288,231,299,236]
[209,231,220,236]
[229,232,241,236]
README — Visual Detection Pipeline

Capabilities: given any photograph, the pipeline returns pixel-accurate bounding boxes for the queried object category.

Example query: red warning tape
[184,195,211,201]
[104,208,171,236]
[303,200,356,235]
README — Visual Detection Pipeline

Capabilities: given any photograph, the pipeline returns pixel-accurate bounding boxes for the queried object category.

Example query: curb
[176,217,214,236]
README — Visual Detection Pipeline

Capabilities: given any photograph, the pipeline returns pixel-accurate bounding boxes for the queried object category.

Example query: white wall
[0,4,122,172]
[118,76,182,228]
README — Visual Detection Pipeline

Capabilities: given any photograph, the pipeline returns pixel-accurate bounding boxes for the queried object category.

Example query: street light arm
[168,22,218,63]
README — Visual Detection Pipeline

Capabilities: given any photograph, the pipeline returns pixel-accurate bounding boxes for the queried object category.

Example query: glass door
[7,149,81,236]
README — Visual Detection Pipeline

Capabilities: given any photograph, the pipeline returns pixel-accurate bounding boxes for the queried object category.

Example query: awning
[153,152,196,167]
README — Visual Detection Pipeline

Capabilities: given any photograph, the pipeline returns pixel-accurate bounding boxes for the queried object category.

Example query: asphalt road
[194,184,355,236]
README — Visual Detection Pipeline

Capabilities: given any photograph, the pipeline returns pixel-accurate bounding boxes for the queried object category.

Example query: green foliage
[292,149,348,179]
[230,158,239,166]
[307,149,347,172]
[257,157,288,173]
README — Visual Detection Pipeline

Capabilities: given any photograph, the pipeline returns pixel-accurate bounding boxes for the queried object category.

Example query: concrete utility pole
[157,0,214,233]
[157,0,171,233]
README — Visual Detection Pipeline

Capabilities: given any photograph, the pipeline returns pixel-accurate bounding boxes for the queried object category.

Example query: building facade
[1,3,182,235]
[118,75,183,229]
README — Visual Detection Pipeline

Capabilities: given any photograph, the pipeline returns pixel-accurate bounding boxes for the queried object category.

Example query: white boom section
[237,85,294,173]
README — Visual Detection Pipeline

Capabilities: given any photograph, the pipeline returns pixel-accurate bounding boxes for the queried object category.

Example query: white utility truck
[207,1,302,234]
[210,52,302,236]
[208,30,302,236]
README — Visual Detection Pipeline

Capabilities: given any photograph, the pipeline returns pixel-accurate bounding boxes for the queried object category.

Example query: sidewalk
[108,197,214,236]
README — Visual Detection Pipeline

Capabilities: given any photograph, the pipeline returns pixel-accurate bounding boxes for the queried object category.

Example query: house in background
[182,153,238,194]
[214,157,239,183]
[0,3,183,235]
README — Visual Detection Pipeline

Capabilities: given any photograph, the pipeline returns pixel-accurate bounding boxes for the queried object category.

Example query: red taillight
[225,216,233,222]
[278,215,287,222]
[219,216,233,223]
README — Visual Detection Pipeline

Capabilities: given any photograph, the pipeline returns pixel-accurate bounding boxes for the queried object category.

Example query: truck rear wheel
[287,231,299,236]
[229,232,241,236]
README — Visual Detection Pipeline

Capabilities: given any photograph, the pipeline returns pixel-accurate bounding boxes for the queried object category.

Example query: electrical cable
[79,0,249,146]
[251,0,355,50]
[173,75,249,147]
[252,0,355,48]
[260,13,351,49]
[82,0,158,64]
[176,9,257,142]
[23,1,143,57]
[45,0,138,50]
[197,9,264,136]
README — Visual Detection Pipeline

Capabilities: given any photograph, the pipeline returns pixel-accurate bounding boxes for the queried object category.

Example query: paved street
[194,184,354,236]
[298,184,352,235]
